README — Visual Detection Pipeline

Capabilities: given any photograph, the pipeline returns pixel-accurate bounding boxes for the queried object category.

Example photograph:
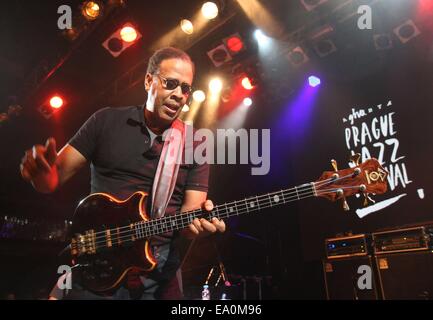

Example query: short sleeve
[68,107,108,161]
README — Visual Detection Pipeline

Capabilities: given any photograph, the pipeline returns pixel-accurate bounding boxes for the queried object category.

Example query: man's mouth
[163,104,180,114]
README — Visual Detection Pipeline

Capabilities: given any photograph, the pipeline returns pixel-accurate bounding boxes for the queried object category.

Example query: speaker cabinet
[323,255,378,300]
[375,251,433,300]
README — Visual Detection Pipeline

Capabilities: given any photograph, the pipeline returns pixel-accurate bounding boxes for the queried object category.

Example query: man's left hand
[181,200,226,240]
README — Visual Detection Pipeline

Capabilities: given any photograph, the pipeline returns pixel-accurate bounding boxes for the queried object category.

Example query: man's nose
[171,86,184,102]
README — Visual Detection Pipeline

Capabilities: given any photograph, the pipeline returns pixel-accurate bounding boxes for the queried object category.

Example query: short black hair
[146,47,195,75]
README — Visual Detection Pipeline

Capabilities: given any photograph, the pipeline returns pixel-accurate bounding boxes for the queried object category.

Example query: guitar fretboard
[133,183,316,240]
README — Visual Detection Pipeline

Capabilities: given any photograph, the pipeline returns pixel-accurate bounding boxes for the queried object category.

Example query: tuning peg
[331,159,340,179]
[336,189,350,211]
[331,159,338,171]
[363,193,376,207]
[342,198,350,211]
[349,153,361,166]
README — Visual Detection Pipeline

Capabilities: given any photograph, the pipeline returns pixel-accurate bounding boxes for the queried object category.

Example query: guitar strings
[75,184,318,251]
[94,171,351,242]
[74,173,358,251]
[76,179,361,251]
[85,175,337,242]
[79,181,318,245]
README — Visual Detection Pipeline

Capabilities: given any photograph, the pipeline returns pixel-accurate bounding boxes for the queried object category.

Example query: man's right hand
[20,137,59,193]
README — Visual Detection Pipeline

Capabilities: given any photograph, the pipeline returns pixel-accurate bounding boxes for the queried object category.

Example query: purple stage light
[308,76,321,87]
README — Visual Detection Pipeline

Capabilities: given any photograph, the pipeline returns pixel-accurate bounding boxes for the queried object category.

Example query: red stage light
[226,35,244,53]
[49,96,64,109]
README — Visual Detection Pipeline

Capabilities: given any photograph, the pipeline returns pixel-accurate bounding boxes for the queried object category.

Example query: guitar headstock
[314,154,388,211]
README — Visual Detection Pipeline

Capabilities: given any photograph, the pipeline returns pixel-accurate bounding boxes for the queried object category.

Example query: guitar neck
[133,182,317,239]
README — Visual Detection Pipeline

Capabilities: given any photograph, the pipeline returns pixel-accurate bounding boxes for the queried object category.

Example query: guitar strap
[150,118,186,219]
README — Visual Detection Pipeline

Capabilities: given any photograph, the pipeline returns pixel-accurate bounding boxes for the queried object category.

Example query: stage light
[287,46,309,67]
[313,39,337,57]
[241,77,254,90]
[202,2,219,20]
[254,29,262,40]
[180,19,194,35]
[38,95,66,119]
[254,29,272,49]
[50,96,64,109]
[209,78,223,93]
[81,1,101,20]
[394,20,420,44]
[193,90,206,102]
[102,23,142,57]
[373,34,393,50]
[308,76,321,87]
[182,105,190,112]
[243,97,252,106]
[223,33,245,54]
[254,29,266,42]
[208,33,244,68]
[207,44,232,67]
[120,26,137,42]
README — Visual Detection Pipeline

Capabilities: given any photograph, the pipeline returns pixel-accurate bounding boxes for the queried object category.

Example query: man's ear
[144,73,153,92]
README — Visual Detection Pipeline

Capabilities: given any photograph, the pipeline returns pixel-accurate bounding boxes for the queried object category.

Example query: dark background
[1,0,432,299]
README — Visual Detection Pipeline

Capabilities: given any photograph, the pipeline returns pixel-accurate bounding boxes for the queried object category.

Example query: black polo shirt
[68,105,209,243]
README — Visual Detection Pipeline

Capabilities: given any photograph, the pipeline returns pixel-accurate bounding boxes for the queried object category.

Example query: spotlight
[287,46,309,66]
[193,90,206,102]
[202,2,219,20]
[254,29,270,44]
[209,78,223,93]
[81,1,102,21]
[180,19,194,35]
[38,95,65,119]
[223,33,245,55]
[394,20,420,44]
[308,76,321,87]
[241,77,254,90]
[50,96,64,109]
[120,26,138,42]
[243,97,253,106]
[102,23,142,57]
[254,29,263,41]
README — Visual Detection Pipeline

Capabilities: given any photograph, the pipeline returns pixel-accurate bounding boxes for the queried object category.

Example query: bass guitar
[67,155,388,293]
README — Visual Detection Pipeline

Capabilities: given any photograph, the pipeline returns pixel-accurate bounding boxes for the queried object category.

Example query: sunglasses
[155,74,192,95]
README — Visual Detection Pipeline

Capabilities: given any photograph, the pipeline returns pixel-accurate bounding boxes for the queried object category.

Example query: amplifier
[372,226,431,255]
[325,234,369,259]
[375,251,433,299]
[323,255,379,300]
